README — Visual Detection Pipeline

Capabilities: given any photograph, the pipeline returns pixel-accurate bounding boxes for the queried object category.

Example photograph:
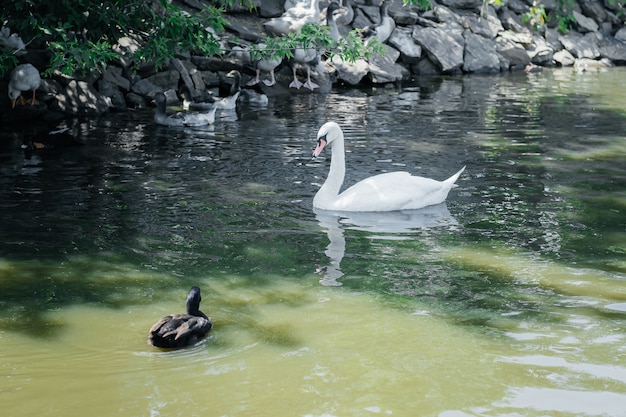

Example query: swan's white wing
[334,172,455,212]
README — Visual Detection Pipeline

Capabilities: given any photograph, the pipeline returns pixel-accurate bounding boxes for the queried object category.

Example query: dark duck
[148,286,212,348]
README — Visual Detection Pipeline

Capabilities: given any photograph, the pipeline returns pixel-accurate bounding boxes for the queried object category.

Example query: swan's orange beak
[313,137,327,158]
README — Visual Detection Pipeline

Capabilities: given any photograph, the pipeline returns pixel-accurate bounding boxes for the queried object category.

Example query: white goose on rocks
[264,0,321,36]
[246,44,282,87]
[289,46,320,90]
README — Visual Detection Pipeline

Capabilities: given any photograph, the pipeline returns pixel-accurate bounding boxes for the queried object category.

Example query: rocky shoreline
[1,0,624,121]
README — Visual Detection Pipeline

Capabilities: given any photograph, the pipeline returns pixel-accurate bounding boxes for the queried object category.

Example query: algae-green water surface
[1,68,625,417]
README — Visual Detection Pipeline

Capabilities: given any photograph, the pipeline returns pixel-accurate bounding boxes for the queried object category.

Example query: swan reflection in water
[314,203,458,286]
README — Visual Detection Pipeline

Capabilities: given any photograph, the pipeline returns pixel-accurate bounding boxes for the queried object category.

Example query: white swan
[312,121,465,211]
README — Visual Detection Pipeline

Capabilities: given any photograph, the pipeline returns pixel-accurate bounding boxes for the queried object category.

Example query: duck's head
[226,70,241,79]
[313,121,342,158]
[327,1,342,15]
[225,70,241,93]
[186,286,203,315]
[154,92,167,107]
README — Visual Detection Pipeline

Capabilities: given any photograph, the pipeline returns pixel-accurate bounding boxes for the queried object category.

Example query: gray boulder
[97,79,126,110]
[498,30,534,48]
[432,5,462,24]
[131,78,162,98]
[367,44,406,83]
[147,69,180,91]
[579,0,607,22]
[553,49,576,66]
[463,32,502,73]
[388,27,422,64]
[330,56,369,85]
[439,0,483,11]
[54,80,111,115]
[102,65,130,92]
[498,8,528,33]
[597,34,626,63]
[559,32,601,58]
[411,56,442,75]
[572,10,599,33]
[528,34,555,65]
[460,14,497,39]
[506,0,531,14]
[495,36,531,70]
[413,24,465,73]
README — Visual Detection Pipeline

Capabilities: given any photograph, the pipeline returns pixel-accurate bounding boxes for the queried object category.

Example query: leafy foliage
[609,0,626,18]
[1,0,385,78]
[523,1,548,31]
[133,4,227,70]
[47,39,119,77]
[244,23,384,64]
[553,0,578,33]
[403,0,433,10]
[0,51,18,78]
[0,0,227,76]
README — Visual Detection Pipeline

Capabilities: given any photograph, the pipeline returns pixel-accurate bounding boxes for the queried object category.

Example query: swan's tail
[443,166,466,187]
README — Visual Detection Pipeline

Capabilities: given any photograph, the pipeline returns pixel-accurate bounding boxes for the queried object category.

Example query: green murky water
[1,67,625,416]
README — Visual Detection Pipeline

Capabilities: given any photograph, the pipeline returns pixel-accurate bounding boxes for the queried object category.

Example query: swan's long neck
[311,0,320,14]
[314,136,345,208]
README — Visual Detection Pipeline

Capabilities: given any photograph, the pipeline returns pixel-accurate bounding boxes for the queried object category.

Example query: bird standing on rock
[289,47,321,90]
[8,63,41,108]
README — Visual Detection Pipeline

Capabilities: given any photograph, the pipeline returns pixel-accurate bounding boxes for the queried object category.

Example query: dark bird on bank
[148,286,213,348]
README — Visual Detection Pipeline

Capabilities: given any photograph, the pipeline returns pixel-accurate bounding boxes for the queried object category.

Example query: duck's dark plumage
[148,286,212,348]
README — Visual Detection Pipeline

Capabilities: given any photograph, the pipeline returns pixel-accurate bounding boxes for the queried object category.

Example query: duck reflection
[314,203,458,286]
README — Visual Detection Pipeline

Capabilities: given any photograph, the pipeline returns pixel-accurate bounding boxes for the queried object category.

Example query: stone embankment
[1,0,625,118]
